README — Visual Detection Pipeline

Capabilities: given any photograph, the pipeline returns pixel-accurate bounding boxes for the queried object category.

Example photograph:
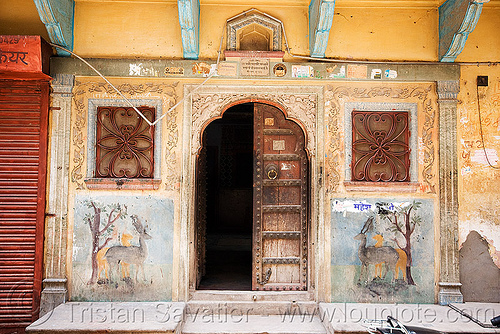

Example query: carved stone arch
[226,10,282,51]
[196,98,310,157]
[189,87,319,156]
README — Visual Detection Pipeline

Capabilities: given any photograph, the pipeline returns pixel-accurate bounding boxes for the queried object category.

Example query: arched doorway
[195,102,309,291]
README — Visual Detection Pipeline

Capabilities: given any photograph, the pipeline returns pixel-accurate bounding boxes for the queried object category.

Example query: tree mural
[84,201,127,284]
[378,201,422,286]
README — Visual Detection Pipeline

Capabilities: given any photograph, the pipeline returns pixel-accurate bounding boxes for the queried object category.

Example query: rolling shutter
[0,79,49,332]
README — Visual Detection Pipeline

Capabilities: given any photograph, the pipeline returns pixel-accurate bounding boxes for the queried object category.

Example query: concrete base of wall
[27,302,186,334]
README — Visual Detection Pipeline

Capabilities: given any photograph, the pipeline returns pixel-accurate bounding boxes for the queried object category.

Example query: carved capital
[51,74,74,96]
[437,80,460,100]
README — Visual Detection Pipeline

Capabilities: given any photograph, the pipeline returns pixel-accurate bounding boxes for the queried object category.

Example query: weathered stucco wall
[0,0,49,40]
[326,8,438,62]
[455,7,500,63]
[323,82,440,303]
[457,65,500,302]
[61,71,446,303]
[67,77,183,301]
[71,2,438,62]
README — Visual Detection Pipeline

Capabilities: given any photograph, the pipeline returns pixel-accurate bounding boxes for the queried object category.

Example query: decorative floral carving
[72,85,88,190]
[71,81,178,190]
[325,85,437,193]
[191,92,317,155]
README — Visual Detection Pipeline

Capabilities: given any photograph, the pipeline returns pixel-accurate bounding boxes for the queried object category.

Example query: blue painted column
[178,0,200,60]
[33,0,74,56]
[439,0,490,62]
[309,0,335,58]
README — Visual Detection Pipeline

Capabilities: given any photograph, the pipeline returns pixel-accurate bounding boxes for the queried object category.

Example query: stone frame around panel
[70,80,178,190]
[86,98,163,180]
[325,85,437,194]
[180,84,324,299]
[344,102,419,183]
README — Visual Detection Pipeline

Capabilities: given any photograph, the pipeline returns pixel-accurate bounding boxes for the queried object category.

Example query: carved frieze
[325,85,437,193]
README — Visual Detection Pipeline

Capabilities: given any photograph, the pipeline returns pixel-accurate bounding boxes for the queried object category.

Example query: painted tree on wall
[84,201,127,284]
[378,201,422,286]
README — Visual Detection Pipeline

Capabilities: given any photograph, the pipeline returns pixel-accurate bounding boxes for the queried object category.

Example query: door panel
[252,103,308,291]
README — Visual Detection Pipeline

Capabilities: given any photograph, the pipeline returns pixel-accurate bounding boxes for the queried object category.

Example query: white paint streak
[471,149,499,165]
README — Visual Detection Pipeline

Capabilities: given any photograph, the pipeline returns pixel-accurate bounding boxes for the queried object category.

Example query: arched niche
[226,10,282,51]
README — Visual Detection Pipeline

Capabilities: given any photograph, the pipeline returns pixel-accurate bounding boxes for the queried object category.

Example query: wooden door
[252,103,308,291]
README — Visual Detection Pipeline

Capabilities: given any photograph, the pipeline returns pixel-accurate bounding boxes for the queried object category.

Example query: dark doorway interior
[198,103,253,290]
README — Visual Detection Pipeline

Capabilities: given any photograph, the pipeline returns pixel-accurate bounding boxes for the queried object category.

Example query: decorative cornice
[439,0,489,62]
[33,0,74,56]
[178,0,200,59]
[309,0,335,58]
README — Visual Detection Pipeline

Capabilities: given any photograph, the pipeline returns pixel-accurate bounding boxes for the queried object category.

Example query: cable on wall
[49,43,218,127]
[476,83,500,170]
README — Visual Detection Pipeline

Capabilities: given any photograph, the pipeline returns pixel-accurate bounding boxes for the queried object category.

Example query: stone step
[186,300,319,316]
[190,290,313,302]
[181,314,327,334]
[26,302,186,334]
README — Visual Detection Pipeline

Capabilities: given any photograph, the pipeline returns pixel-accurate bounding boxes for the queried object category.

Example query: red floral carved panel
[351,111,410,182]
[96,106,155,178]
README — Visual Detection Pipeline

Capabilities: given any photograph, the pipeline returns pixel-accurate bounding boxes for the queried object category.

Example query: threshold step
[26,302,186,334]
[181,314,326,334]
[190,290,313,302]
[186,301,318,316]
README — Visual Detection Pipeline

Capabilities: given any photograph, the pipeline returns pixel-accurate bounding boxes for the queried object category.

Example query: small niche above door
[225,10,285,61]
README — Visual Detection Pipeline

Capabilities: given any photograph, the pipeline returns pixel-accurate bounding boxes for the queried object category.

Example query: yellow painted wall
[0,1,498,63]
[325,8,438,61]
[73,1,184,58]
[457,65,500,268]
[199,5,309,61]
[456,7,500,62]
[72,2,440,61]
[0,0,49,40]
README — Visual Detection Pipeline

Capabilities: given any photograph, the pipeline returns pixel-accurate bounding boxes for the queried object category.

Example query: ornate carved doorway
[195,102,309,291]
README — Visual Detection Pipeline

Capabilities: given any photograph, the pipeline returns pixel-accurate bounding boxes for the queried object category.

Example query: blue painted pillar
[178,0,200,60]
[309,0,335,58]
[439,0,489,62]
[33,0,74,56]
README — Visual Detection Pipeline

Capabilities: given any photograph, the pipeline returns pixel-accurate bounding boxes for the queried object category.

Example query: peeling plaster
[459,219,500,268]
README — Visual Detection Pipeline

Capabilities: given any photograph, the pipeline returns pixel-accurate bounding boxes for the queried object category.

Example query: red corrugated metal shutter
[0,79,48,333]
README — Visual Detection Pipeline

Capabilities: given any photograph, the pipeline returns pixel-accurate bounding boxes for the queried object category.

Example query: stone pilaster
[437,80,463,305]
[40,74,74,316]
